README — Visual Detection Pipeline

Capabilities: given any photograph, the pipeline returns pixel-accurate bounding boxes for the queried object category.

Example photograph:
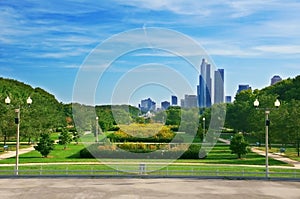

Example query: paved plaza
[0,178,299,199]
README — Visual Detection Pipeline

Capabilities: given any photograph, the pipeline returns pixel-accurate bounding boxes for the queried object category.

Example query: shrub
[107,125,175,143]
[79,143,206,159]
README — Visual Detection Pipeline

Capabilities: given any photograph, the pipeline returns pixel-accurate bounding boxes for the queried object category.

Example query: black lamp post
[5,96,32,175]
[254,98,280,178]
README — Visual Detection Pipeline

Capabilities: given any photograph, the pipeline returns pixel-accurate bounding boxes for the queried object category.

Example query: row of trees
[0,78,141,147]
[225,76,300,155]
[0,78,66,145]
[34,128,77,157]
[2,75,300,158]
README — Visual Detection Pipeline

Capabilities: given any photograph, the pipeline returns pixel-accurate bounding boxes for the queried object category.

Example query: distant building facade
[225,96,232,103]
[271,75,282,85]
[197,58,225,107]
[180,99,185,107]
[197,58,212,108]
[171,95,178,106]
[182,95,198,108]
[140,98,156,112]
[161,101,170,110]
[237,84,251,94]
[214,69,224,104]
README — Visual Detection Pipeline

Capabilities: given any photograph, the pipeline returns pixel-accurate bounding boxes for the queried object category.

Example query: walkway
[0,146,35,160]
[218,138,300,168]
[251,147,300,169]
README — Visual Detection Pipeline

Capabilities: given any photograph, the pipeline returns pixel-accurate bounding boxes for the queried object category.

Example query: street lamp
[254,98,280,178]
[95,116,99,143]
[5,96,32,175]
[202,117,205,141]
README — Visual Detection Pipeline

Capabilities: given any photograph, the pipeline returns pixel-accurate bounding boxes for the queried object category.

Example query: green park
[1,76,300,178]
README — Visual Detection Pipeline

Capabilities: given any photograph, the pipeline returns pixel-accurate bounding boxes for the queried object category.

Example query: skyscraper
[140,98,156,112]
[225,96,232,103]
[271,75,282,85]
[214,69,224,104]
[171,95,178,106]
[161,101,170,110]
[237,84,251,94]
[182,95,198,108]
[197,58,212,108]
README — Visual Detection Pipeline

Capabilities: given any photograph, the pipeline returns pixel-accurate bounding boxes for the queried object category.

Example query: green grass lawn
[0,163,299,178]
[175,144,288,166]
[0,142,289,167]
[0,143,97,164]
[1,130,299,178]
[80,132,113,143]
[0,140,298,177]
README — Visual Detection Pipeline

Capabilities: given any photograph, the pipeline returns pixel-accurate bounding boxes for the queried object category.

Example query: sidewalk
[218,138,300,168]
[0,146,35,160]
[251,147,300,168]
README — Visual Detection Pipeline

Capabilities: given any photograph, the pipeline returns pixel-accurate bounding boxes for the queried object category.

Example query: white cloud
[253,45,300,54]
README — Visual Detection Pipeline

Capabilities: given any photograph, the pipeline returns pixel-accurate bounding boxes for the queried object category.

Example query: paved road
[0,178,299,199]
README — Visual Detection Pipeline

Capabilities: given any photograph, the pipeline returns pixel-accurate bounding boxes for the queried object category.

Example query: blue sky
[1,0,300,106]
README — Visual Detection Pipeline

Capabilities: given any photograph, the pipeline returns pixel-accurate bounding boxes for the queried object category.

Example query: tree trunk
[297,139,299,157]
[3,133,7,146]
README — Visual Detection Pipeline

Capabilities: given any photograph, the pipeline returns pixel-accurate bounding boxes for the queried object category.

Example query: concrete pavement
[0,178,299,199]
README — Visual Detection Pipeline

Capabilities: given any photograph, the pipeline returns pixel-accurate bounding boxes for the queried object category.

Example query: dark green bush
[79,143,206,159]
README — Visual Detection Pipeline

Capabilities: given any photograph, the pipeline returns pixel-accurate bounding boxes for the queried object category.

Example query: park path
[251,147,300,169]
[218,138,300,168]
[0,145,35,160]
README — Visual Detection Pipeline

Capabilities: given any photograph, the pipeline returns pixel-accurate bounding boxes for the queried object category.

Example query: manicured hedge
[79,144,206,159]
[107,126,176,143]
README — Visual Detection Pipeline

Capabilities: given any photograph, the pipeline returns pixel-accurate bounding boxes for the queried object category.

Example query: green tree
[58,129,72,149]
[34,133,55,157]
[272,100,300,155]
[226,90,256,133]
[165,106,181,126]
[229,133,249,159]
[0,78,67,144]
[72,130,83,145]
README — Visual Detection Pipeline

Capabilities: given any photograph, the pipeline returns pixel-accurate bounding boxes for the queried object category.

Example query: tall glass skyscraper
[197,59,224,107]
[214,69,224,104]
[197,59,212,108]
[171,95,178,105]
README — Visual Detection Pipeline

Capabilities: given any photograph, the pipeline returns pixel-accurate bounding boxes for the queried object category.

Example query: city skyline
[1,1,300,105]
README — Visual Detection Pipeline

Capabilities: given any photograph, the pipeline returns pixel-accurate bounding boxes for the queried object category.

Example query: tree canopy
[225,75,300,148]
[0,78,66,143]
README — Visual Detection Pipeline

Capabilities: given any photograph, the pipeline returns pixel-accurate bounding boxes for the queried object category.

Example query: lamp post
[95,116,99,143]
[254,98,280,178]
[5,96,32,175]
[202,117,205,141]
